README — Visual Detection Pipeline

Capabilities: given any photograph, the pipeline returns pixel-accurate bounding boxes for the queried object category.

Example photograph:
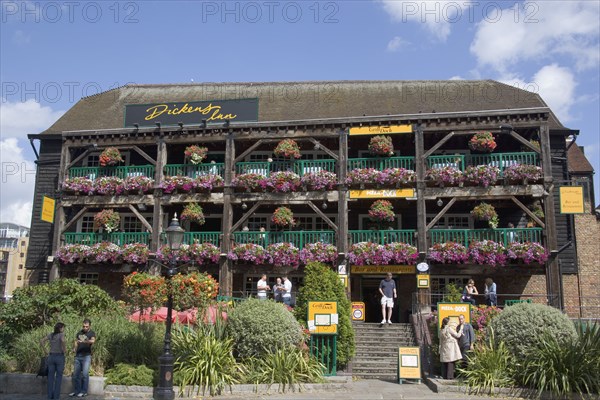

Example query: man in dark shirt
[69,318,96,397]
[457,314,475,363]
[378,273,397,324]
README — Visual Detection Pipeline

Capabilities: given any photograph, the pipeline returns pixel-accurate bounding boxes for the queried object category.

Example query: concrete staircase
[352,322,417,382]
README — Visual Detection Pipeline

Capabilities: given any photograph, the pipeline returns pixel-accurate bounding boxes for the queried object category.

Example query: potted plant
[468,131,497,152]
[171,272,219,310]
[99,147,124,166]
[160,176,194,194]
[369,200,395,223]
[267,171,301,193]
[345,168,382,188]
[503,164,543,184]
[507,242,548,264]
[180,203,205,225]
[89,241,122,263]
[193,174,224,192]
[368,135,395,156]
[188,243,220,265]
[55,244,92,264]
[272,206,296,228]
[93,209,120,232]
[471,202,499,229]
[299,242,338,264]
[274,139,301,159]
[380,168,416,187]
[267,242,300,269]
[184,145,208,164]
[122,272,167,311]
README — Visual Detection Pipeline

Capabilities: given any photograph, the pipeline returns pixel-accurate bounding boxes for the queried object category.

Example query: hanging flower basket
[122,272,167,311]
[272,207,295,227]
[181,203,205,225]
[274,139,301,159]
[94,209,120,232]
[267,242,300,269]
[369,200,395,223]
[99,147,124,166]
[184,145,208,165]
[469,132,497,152]
[299,242,338,264]
[471,202,499,229]
[368,135,395,156]
[171,272,219,311]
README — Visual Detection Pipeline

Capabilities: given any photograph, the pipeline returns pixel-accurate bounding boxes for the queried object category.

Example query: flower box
[193,174,224,192]
[93,176,123,195]
[121,243,150,264]
[266,242,300,269]
[227,243,268,264]
[503,164,542,184]
[507,242,548,264]
[299,242,338,264]
[267,171,301,193]
[428,242,468,264]
[231,173,268,192]
[380,168,416,187]
[55,244,92,264]
[426,166,464,187]
[122,175,154,194]
[468,240,508,266]
[160,176,194,194]
[300,170,337,191]
[349,242,393,265]
[89,241,122,264]
[385,242,419,264]
[62,177,94,195]
[345,168,382,188]
[464,165,500,187]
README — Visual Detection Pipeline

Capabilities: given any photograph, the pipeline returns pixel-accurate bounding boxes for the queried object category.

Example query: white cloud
[387,36,410,52]
[0,138,35,227]
[0,99,64,139]
[470,1,600,73]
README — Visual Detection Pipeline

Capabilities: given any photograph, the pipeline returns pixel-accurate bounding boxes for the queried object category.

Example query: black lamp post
[155,215,185,400]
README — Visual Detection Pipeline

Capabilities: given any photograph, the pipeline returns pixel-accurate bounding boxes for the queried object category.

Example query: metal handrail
[429,227,543,247]
[68,165,155,179]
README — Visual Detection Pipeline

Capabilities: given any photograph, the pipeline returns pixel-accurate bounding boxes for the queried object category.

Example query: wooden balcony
[233,231,335,248]
[429,227,543,247]
[68,165,155,179]
[349,229,416,245]
[64,232,150,245]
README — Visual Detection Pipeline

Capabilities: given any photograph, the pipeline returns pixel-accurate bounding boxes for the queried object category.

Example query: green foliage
[172,326,243,396]
[227,299,303,358]
[293,262,355,366]
[459,329,515,394]
[442,283,463,303]
[489,303,576,359]
[0,279,117,348]
[244,347,325,390]
[519,322,600,396]
[104,363,154,386]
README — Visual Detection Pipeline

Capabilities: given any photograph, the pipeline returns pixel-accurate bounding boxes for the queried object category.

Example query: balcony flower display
[300,170,337,191]
[267,242,300,269]
[156,244,192,264]
[385,242,419,264]
[503,164,543,184]
[274,139,301,159]
[380,168,416,187]
[349,242,393,265]
[227,243,268,264]
[89,242,122,263]
[428,242,468,264]
[99,147,124,166]
[93,176,123,195]
[267,171,301,193]
[468,132,497,153]
[345,168,381,187]
[471,202,499,229]
[62,177,94,195]
[507,242,548,264]
[180,203,206,226]
[231,173,268,192]
[299,242,338,264]
[170,272,219,311]
[93,209,120,232]
[184,145,208,164]
[193,174,224,192]
[272,206,296,227]
[55,244,92,264]
[160,176,194,194]
[468,240,508,266]
[369,200,395,223]
[121,243,149,265]
[122,272,166,311]
[121,175,154,194]
[426,166,464,187]
[188,243,220,265]
[464,165,500,187]
[368,135,394,156]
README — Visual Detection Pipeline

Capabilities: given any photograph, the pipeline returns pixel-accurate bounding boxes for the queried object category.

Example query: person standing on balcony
[257,274,270,300]
[282,275,293,306]
[379,272,397,324]
[484,277,497,306]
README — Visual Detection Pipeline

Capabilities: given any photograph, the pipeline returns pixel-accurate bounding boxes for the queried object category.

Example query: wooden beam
[426,198,456,231]
[337,129,348,256]
[230,201,263,233]
[423,185,545,199]
[423,132,456,158]
[307,201,338,232]
[509,130,541,154]
[60,207,89,234]
[128,204,153,233]
[132,145,157,165]
[307,137,338,161]
[67,148,91,169]
[234,139,265,163]
[415,124,428,251]
[509,196,545,228]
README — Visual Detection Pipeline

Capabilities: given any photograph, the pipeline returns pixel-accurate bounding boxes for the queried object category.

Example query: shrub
[226,299,303,358]
[105,363,154,386]
[489,303,577,359]
[294,262,355,367]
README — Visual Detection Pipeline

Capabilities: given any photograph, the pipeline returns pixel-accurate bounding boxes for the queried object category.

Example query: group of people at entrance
[439,314,475,379]
[257,274,292,305]
[461,277,497,306]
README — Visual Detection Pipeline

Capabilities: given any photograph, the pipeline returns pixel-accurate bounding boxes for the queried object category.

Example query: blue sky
[1,0,599,226]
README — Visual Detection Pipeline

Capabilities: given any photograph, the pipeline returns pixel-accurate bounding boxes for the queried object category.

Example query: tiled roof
[567,144,595,174]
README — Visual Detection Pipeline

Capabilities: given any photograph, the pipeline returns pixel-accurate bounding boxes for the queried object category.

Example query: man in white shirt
[282,275,292,306]
[257,274,270,300]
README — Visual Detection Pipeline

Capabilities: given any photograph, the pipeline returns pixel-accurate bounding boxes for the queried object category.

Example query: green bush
[172,326,243,396]
[226,299,303,358]
[294,262,355,367]
[105,363,154,386]
[489,303,576,359]
[443,283,463,303]
[244,346,325,390]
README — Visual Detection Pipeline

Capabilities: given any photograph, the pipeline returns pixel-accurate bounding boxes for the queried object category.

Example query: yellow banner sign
[41,196,55,223]
[437,303,471,330]
[398,347,421,381]
[559,186,585,214]
[349,189,415,199]
[417,274,430,288]
[308,301,338,335]
[351,265,416,274]
[349,125,413,135]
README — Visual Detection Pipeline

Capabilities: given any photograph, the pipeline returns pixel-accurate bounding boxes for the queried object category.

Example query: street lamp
[155,214,185,400]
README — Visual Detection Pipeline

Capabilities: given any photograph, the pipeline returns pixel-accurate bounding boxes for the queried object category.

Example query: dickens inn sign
[124,98,259,127]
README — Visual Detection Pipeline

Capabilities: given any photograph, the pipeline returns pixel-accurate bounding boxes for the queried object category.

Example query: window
[20,252,24,258]
[123,216,152,232]
[80,216,95,233]
[21,241,26,247]
[18,264,23,269]
[426,214,472,229]
[245,214,335,231]
[79,273,99,285]
[1,251,8,261]
[359,214,402,230]
[430,276,470,303]
[17,275,22,281]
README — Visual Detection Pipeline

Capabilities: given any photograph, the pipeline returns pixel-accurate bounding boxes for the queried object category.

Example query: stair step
[353,373,398,381]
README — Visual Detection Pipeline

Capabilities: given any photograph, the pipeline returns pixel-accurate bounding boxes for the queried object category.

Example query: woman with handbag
[41,322,66,400]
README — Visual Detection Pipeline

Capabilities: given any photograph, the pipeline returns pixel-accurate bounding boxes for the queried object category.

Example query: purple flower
[160,176,194,194]
[300,170,337,191]
[464,165,500,187]
[428,242,468,264]
[232,173,269,192]
[385,242,419,264]
[468,240,507,266]
[349,242,393,265]
[267,242,300,268]
[193,174,224,192]
[93,176,123,195]
[504,164,543,184]
[266,171,301,193]
[299,242,338,264]
[426,167,464,186]
[227,243,268,264]
[62,177,94,194]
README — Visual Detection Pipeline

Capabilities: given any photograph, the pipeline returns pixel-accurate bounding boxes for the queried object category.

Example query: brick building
[0,223,30,301]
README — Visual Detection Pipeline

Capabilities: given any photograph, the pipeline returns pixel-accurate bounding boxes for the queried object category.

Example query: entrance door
[358,275,416,323]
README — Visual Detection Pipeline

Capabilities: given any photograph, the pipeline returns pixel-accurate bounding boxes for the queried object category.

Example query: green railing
[160,232,221,246]
[164,163,224,177]
[347,156,415,171]
[233,231,335,248]
[427,155,465,170]
[349,230,416,245]
[427,152,539,172]
[310,335,337,376]
[429,228,543,247]
[64,232,150,245]
[235,159,336,177]
[68,165,155,179]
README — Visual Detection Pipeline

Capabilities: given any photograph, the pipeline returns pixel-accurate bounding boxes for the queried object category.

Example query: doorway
[355,275,416,323]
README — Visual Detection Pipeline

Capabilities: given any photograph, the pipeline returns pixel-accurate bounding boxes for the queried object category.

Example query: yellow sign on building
[349,125,413,135]
[349,189,415,199]
[351,302,365,322]
[559,186,585,214]
[417,274,430,288]
[398,346,421,383]
[308,301,338,335]
[41,196,55,223]
[437,303,471,330]
[351,265,416,274]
